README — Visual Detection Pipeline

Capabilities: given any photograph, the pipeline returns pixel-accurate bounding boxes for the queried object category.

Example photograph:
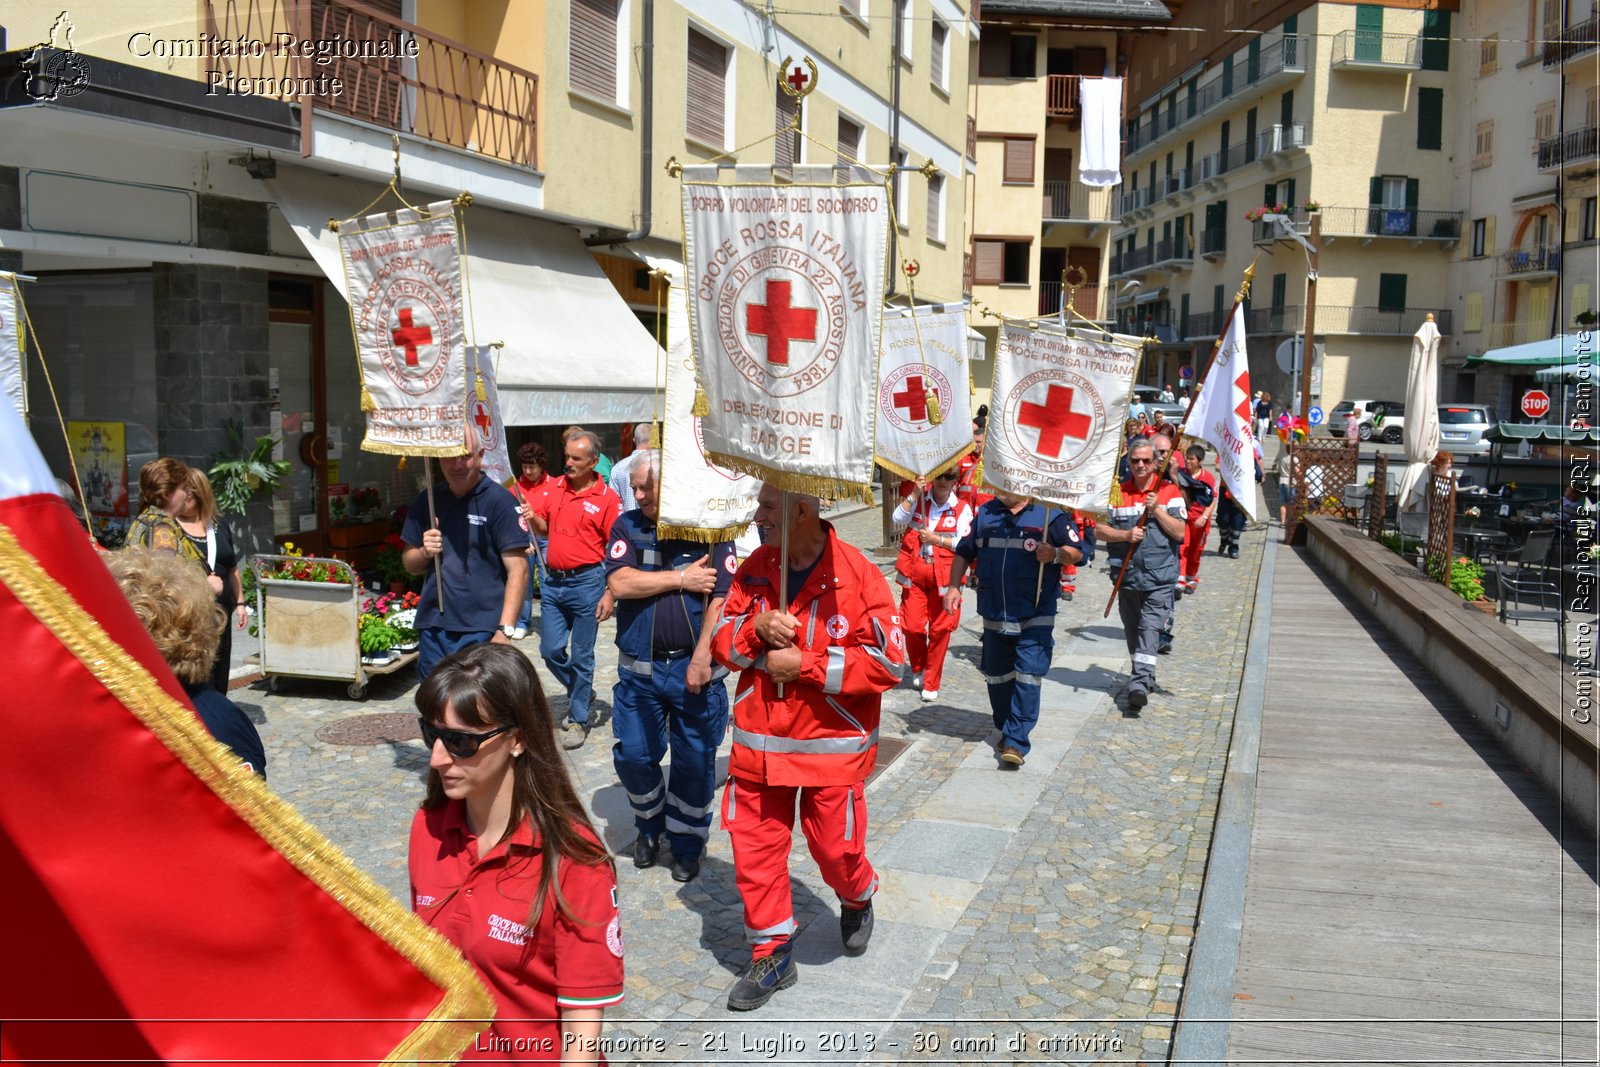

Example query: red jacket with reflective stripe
[711,524,905,787]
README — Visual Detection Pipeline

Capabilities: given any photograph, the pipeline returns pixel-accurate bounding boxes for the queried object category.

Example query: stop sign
[1521,389,1552,418]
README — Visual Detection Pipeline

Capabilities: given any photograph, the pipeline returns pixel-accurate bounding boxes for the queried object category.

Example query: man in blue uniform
[604,451,734,882]
[945,490,1087,768]
[401,424,528,680]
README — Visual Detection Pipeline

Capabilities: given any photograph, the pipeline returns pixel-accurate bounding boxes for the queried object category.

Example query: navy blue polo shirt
[402,475,527,633]
[954,500,1084,623]
[604,510,736,657]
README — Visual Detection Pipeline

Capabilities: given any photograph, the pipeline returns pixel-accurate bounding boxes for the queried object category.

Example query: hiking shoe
[632,833,660,869]
[560,719,589,749]
[669,854,701,883]
[999,746,1025,768]
[726,949,797,1011]
[1228,545,1240,559]
[1127,686,1148,709]
[840,901,875,954]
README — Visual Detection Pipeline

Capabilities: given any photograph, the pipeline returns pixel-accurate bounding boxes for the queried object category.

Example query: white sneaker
[921,689,938,702]
[910,672,924,689]
[511,626,528,641]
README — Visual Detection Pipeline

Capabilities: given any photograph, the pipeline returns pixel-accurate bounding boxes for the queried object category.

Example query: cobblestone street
[248,497,1271,1064]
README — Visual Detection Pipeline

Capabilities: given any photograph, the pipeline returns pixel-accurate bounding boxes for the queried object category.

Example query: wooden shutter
[686,29,726,146]
[973,239,1003,285]
[979,29,1011,77]
[1378,273,1408,312]
[931,20,947,87]
[1003,137,1034,183]
[1464,292,1483,332]
[836,116,860,183]
[570,0,619,102]
[1421,9,1450,70]
[926,172,943,239]
[774,88,798,168]
[1484,214,1496,255]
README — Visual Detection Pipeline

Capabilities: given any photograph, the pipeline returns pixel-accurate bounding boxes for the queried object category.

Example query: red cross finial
[391,307,434,367]
[1017,383,1093,458]
[892,375,935,422]
[745,279,818,366]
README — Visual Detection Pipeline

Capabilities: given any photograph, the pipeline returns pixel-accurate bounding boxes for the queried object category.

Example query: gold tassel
[647,423,662,449]
[925,393,943,426]
[397,456,408,471]
[692,387,710,417]
[474,373,487,402]
[360,384,375,412]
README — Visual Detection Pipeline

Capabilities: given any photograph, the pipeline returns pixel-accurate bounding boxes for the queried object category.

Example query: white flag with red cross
[684,182,888,501]
[1183,306,1259,520]
[987,322,1141,512]
[466,345,513,484]
[338,200,469,457]
[874,306,972,481]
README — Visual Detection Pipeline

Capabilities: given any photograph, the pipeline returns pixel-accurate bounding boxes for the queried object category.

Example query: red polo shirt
[409,803,624,1062]
[543,476,621,570]
[513,473,559,537]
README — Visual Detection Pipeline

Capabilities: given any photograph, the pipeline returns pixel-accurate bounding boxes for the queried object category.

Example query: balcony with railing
[1112,244,1156,276]
[1331,30,1421,71]
[1484,321,1555,348]
[1496,247,1563,277]
[1545,14,1600,66]
[1246,304,1451,336]
[1183,310,1224,340]
[1119,187,1153,216]
[1043,179,1116,223]
[1199,228,1227,259]
[1150,235,1193,271]
[1252,209,1310,246]
[1124,35,1309,158]
[1317,206,1464,242]
[1037,280,1102,320]
[1045,75,1083,121]
[1538,125,1600,170]
[204,0,540,167]
[1257,122,1308,161]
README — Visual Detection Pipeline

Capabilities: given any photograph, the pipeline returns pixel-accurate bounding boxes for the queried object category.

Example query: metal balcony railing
[1119,187,1153,216]
[1037,280,1101,319]
[1483,321,1555,348]
[1252,210,1310,245]
[1124,35,1309,156]
[1246,305,1303,335]
[1151,235,1192,268]
[1545,14,1600,66]
[1183,152,1218,188]
[1257,122,1307,157]
[1043,179,1116,222]
[1184,310,1223,339]
[1249,305,1451,336]
[1331,30,1421,69]
[1499,247,1563,275]
[1538,125,1600,169]
[1118,245,1155,273]
[1316,206,1464,240]
[1045,75,1083,120]
[204,0,540,167]
[1199,228,1227,256]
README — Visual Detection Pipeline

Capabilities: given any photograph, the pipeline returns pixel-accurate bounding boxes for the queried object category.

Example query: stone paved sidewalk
[246,495,1271,1065]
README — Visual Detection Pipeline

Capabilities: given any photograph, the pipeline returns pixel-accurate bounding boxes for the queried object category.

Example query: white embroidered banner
[338,200,468,456]
[684,183,888,500]
[465,345,513,484]
[1183,307,1259,520]
[987,323,1141,512]
[0,273,25,419]
[875,306,972,481]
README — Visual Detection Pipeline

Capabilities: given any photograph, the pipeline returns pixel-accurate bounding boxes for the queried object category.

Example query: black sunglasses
[418,718,513,758]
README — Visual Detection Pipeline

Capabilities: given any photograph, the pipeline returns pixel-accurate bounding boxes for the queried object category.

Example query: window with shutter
[686,29,727,147]
[979,29,1011,77]
[931,18,948,90]
[1473,121,1494,169]
[1417,87,1443,151]
[927,172,944,241]
[837,116,863,183]
[1003,137,1035,183]
[1378,273,1407,313]
[1464,292,1483,333]
[774,84,799,169]
[973,239,1004,284]
[570,0,620,103]
[1471,218,1487,257]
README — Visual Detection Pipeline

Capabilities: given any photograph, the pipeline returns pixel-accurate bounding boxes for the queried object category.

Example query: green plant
[1428,554,1486,601]
[1577,309,1598,327]
[329,495,349,525]
[208,420,291,516]
[358,612,399,654]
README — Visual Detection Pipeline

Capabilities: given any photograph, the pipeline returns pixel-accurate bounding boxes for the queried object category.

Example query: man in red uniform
[710,483,905,1011]
[891,470,972,701]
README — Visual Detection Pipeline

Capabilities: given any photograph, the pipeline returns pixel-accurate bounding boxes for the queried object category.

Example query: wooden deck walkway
[1228,546,1599,1064]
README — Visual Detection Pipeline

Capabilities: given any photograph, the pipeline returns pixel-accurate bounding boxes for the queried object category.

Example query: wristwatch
[501,624,516,637]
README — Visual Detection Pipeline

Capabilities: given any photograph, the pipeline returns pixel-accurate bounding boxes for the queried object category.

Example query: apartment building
[1112,0,1460,411]
[965,0,1172,408]
[1449,0,1599,413]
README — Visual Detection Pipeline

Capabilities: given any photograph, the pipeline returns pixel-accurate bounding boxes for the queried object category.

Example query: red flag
[0,407,492,1062]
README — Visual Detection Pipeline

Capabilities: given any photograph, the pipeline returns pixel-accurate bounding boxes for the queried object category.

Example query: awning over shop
[1534,359,1600,383]
[268,168,664,426]
[1487,423,1600,444]
[1471,333,1591,367]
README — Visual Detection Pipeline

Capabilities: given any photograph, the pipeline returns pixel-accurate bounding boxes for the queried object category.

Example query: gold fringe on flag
[706,451,876,505]
[656,522,745,544]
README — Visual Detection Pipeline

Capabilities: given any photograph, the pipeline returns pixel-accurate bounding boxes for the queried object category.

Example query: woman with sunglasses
[409,644,623,1062]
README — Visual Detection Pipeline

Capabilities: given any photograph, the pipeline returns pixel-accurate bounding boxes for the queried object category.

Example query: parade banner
[1183,306,1259,521]
[875,306,973,481]
[653,262,760,541]
[67,419,127,543]
[338,200,469,456]
[684,182,888,500]
[466,344,513,484]
[987,322,1141,512]
[0,272,24,419]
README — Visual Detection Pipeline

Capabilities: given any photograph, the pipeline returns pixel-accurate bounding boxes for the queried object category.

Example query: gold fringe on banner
[656,522,745,544]
[0,523,494,1064]
[706,452,875,505]
[875,446,972,487]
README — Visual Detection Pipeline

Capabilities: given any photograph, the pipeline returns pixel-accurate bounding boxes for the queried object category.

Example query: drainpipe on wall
[585,0,653,247]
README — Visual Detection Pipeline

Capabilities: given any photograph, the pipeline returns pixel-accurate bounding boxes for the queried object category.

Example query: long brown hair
[417,644,610,926]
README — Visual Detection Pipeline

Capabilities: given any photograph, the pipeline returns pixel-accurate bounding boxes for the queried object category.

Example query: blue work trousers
[539,566,605,726]
[418,628,495,682]
[612,654,729,862]
[980,626,1054,756]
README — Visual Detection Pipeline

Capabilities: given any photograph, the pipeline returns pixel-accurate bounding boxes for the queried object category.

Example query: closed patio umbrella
[1396,315,1441,512]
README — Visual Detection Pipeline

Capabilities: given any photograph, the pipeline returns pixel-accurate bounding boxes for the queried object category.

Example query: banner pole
[424,455,444,614]
[1035,504,1050,604]
[777,490,791,699]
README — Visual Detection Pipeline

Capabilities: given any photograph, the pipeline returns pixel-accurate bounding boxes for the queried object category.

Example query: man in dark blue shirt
[604,451,734,883]
[400,425,529,680]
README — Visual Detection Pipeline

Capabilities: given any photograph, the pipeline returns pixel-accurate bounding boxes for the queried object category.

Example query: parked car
[1130,384,1187,425]
[1438,403,1500,455]
[1328,398,1406,443]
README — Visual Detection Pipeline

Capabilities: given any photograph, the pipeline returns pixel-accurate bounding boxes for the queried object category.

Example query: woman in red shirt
[409,643,623,1062]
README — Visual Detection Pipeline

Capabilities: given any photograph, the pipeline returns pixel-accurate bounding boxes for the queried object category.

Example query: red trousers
[898,561,960,692]
[721,776,877,960]
[1181,519,1211,579]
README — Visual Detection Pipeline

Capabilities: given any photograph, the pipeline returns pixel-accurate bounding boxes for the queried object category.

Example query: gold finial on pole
[778,56,820,100]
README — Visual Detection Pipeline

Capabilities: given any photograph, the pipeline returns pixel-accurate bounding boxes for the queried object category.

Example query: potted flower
[374,533,411,593]
[1437,555,1487,604]
[1576,309,1598,328]
[358,608,400,664]
[1302,199,1322,213]
[329,494,349,526]
[353,486,383,519]
[1463,505,1481,528]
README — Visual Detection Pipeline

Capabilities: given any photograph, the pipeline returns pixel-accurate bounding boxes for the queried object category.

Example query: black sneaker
[669,854,701,883]
[840,901,874,955]
[632,833,660,869]
[726,948,797,1011]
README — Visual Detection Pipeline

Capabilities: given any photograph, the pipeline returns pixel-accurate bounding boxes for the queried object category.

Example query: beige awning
[268,167,664,426]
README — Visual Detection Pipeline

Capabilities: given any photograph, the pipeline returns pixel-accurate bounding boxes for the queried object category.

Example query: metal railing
[1499,247,1563,275]
[1257,121,1307,157]
[1045,75,1083,119]
[1037,280,1102,319]
[1316,206,1464,240]
[1252,209,1310,245]
[1043,179,1115,222]
[1251,305,1451,336]
[1538,125,1600,169]
[204,0,540,168]
[1125,35,1309,156]
[1245,305,1303,335]
[1199,228,1227,256]
[1184,310,1223,339]
[1331,30,1421,69]
[1151,235,1192,267]
[1116,245,1155,274]
[1544,13,1600,66]
[1483,320,1554,348]
[1119,186,1152,215]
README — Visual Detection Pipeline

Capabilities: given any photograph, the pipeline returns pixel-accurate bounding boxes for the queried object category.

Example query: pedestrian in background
[608,423,656,512]
[892,469,972,703]
[510,441,557,640]
[175,468,246,693]
[1178,444,1217,594]
[126,456,192,555]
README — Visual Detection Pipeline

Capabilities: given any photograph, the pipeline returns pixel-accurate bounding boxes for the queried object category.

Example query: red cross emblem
[892,375,937,422]
[1233,372,1252,424]
[786,65,810,94]
[391,307,433,368]
[473,400,493,437]
[745,279,817,367]
[1018,384,1093,458]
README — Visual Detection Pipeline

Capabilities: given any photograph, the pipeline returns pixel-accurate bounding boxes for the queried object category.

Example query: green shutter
[1214,284,1225,321]
[1280,90,1294,130]
[1222,55,1233,96]
[1285,178,1297,209]
[1421,10,1450,71]
[1378,273,1407,312]
[1247,38,1261,82]
[1264,182,1278,206]
[1180,293,1190,335]
[1417,87,1443,150]
[1271,273,1287,311]
[1405,178,1419,209]
[1284,14,1298,34]
[1355,5,1383,62]
[1369,176,1383,207]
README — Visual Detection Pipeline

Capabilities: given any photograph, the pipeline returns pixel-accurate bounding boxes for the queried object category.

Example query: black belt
[652,647,694,660]
[545,562,601,579]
